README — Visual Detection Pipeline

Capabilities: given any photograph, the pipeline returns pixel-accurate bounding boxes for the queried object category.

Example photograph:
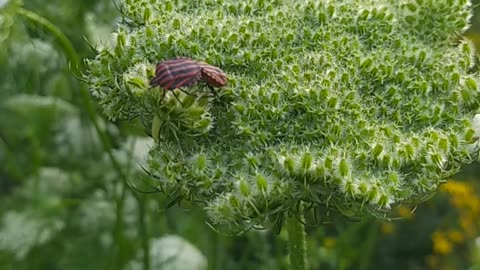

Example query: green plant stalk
[17,7,139,269]
[16,8,80,70]
[127,140,150,270]
[358,221,378,270]
[136,194,150,270]
[0,137,22,181]
[286,205,307,270]
[16,9,121,173]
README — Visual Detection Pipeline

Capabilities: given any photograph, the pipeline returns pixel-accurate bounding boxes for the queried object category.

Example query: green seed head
[84,0,480,230]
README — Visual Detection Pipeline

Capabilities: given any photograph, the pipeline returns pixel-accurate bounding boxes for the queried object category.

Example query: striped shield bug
[149,57,227,104]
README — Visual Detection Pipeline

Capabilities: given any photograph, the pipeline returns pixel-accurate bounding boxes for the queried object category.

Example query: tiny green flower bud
[403,143,415,160]
[451,72,461,86]
[143,7,152,22]
[371,144,383,159]
[430,152,444,168]
[405,15,416,23]
[344,180,356,197]
[301,152,313,171]
[256,174,268,193]
[378,194,391,209]
[325,156,333,170]
[466,77,478,92]
[314,163,326,180]
[418,50,426,62]
[327,96,338,108]
[388,172,399,185]
[449,133,459,148]
[228,194,240,209]
[465,128,475,143]
[359,9,370,20]
[386,86,397,98]
[165,1,173,11]
[367,186,379,203]
[239,180,250,197]
[284,156,295,173]
[196,154,207,171]
[406,3,418,12]
[382,154,391,166]
[339,158,349,177]
[393,153,404,168]
[117,32,126,48]
[359,182,368,194]
[361,58,373,69]
[84,0,480,229]
[438,137,449,152]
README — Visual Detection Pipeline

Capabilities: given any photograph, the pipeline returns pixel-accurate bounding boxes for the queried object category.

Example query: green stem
[17,7,129,186]
[16,8,80,71]
[358,221,378,270]
[16,8,119,164]
[286,206,307,270]
[110,182,127,270]
[136,194,150,270]
[152,114,162,143]
[17,7,136,269]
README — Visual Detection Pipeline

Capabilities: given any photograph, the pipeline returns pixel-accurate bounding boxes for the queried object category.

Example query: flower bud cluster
[84,0,480,229]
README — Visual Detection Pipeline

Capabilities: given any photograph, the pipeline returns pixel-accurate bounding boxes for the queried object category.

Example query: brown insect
[149,57,227,104]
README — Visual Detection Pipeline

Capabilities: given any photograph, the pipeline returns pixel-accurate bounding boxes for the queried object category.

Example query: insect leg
[208,84,219,98]
[170,90,185,107]
[177,88,197,97]
[159,89,167,103]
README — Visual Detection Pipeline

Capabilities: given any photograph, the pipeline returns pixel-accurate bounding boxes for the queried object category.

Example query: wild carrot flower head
[84,0,480,231]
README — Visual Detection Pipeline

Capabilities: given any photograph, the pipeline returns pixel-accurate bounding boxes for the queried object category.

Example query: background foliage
[0,0,479,270]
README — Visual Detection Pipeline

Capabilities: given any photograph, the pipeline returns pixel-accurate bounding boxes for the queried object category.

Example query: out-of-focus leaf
[0,211,64,260]
[128,235,208,270]
[0,0,20,42]
[17,167,73,198]
[3,94,77,117]
[44,73,72,100]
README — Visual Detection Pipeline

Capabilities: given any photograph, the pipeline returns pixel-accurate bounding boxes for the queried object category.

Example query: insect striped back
[198,63,228,88]
[150,58,202,90]
[149,57,228,104]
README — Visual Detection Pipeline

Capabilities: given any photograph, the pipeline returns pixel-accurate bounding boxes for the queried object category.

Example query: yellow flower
[459,216,476,238]
[440,181,470,197]
[426,255,439,269]
[380,222,395,235]
[397,206,414,219]
[447,230,464,244]
[323,237,336,249]
[432,231,453,255]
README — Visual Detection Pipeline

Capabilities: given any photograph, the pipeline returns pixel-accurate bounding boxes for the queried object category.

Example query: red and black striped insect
[149,57,227,104]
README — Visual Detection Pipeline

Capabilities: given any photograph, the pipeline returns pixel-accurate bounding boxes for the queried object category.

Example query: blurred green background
[1,0,480,270]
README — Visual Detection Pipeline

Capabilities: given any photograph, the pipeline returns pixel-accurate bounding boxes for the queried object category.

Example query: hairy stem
[286,204,308,270]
